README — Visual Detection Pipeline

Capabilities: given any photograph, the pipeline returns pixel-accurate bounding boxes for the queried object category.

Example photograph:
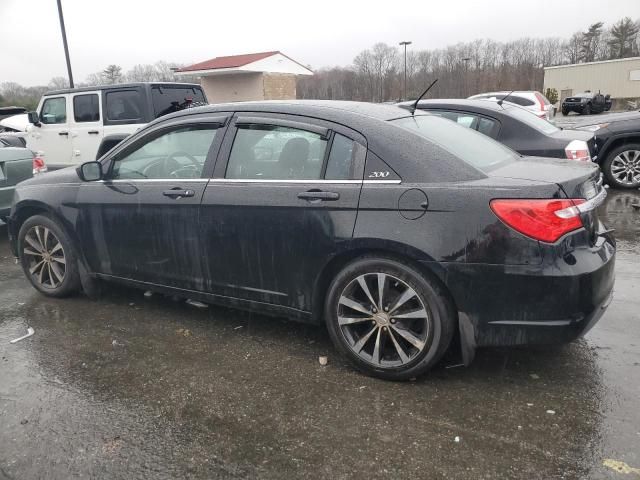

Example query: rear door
[199,113,366,311]
[76,114,228,289]
[70,91,103,164]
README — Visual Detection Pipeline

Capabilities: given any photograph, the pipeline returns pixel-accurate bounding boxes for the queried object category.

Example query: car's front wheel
[562,109,568,116]
[18,215,81,297]
[325,257,455,380]
[602,144,640,189]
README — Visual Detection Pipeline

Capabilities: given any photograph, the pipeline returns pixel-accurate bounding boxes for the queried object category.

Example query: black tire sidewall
[325,257,454,380]
[602,143,640,190]
[18,214,80,297]
[583,104,591,115]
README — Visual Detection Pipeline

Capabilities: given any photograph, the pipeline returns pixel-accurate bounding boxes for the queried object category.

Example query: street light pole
[56,0,74,88]
[399,41,412,101]
[462,57,471,97]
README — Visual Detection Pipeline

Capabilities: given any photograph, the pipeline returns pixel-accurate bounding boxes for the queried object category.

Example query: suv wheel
[583,103,591,115]
[602,144,640,189]
[562,109,568,116]
[325,257,455,380]
[18,215,80,297]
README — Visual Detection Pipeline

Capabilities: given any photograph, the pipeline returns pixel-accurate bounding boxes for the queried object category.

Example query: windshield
[391,115,519,172]
[503,106,559,134]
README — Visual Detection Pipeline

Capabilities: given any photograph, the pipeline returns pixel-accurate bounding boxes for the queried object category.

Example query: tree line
[297,16,640,102]
[1,16,639,110]
[0,61,185,110]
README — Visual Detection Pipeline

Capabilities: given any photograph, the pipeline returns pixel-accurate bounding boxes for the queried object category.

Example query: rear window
[391,115,518,172]
[151,86,207,118]
[503,106,559,134]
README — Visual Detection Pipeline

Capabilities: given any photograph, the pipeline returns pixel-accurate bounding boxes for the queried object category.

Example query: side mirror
[27,111,41,127]
[77,161,103,182]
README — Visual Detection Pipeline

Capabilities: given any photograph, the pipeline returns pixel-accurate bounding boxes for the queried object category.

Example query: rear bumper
[432,234,616,347]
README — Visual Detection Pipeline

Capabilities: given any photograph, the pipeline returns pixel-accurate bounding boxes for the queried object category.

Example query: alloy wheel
[337,273,430,367]
[23,225,67,289]
[610,150,640,187]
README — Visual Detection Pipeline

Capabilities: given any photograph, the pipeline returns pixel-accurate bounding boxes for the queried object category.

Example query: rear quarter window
[151,86,207,119]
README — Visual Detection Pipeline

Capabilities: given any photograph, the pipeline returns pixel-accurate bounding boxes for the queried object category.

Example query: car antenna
[497,90,515,108]
[411,79,438,114]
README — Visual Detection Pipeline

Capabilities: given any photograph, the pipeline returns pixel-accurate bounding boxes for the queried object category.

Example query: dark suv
[562,92,612,116]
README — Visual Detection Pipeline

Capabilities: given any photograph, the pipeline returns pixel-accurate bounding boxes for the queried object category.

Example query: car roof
[44,82,203,96]
[397,98,515,113]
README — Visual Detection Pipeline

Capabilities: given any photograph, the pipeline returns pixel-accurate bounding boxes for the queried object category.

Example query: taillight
[534,92,547,112]
[565,140,591,162]
[33,154,47,175]
[490,198,586,243]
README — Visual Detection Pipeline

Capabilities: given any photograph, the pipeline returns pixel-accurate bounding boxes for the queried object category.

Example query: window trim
[235,116,329,139]
[39,96,68,125]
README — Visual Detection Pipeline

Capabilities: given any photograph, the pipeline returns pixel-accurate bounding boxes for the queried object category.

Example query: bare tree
[102,65,123,84]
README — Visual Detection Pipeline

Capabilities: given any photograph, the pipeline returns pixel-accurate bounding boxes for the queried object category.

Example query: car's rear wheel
[602,144,640,189]
[325,257,455,380]
[18,215,80,297]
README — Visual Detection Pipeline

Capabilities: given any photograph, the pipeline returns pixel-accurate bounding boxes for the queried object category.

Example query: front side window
[110,125,218,180]
[40,97,66,124]
[226,125,328,180]
[105,90,143,122]
[73,94,100,122]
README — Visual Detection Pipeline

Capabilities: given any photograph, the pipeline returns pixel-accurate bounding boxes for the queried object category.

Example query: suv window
[507,96,535,107]
[226,125,328,180]
[73,94,100,122]
[105,90,143,122]
[151,86,207,118]
[40,97,66,124]
[111,125,218,180]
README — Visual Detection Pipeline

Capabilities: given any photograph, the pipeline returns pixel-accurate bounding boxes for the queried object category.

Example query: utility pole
[399,41,412,100]
[56,0,74,88]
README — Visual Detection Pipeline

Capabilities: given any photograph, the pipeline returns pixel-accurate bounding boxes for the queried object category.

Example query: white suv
[26,82,207,169]
[468,91,555,121]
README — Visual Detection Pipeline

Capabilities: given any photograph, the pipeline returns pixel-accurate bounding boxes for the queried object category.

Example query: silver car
[468,91,555,121]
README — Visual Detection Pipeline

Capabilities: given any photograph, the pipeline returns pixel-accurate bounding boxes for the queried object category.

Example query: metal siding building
[544,57,640,105]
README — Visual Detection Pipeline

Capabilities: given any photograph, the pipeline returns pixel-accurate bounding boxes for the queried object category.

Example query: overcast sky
[1,0,638,86]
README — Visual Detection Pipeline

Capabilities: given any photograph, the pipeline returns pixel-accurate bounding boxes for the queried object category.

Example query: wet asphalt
[1,189,639,480]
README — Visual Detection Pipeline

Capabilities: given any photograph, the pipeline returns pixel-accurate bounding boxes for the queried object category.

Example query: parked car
[468,91,554,120]
[25,82,208,169]
[0,144,38,221]
[7,101,615,380]
[0,106,26,122]
[0,113,29,147]
[572,111,640,189]
[561,91,611,116]
[397,99,595,161]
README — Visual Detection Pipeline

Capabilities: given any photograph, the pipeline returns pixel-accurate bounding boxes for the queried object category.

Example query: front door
[76,116,227,290]
[70,92,104,164]
[199,113,365,312]
[29,95,73,166]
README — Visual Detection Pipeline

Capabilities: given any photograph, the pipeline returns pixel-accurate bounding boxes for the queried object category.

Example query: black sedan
[398,99,596,162]
[572,111,640,189]
[7,101,615,380]
[561,92,611,116]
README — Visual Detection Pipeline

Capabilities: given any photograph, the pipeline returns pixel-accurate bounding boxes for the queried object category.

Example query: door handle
[58,131,68,136]
[163,188,195,199]
[88,130,99,135]
[297,190,340,201]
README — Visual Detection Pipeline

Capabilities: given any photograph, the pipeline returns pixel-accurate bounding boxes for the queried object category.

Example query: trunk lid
[549,128,597,159]
[489,157,604,244]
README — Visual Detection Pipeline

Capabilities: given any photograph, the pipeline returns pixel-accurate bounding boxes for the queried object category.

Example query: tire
[324,256,455,380]
[583,103,591,115]
[602,143,640,190]
[562,109,568,116]
[18,214,81,297]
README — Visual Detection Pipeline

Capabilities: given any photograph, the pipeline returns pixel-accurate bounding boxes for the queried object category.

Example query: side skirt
[94,273,316,324]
